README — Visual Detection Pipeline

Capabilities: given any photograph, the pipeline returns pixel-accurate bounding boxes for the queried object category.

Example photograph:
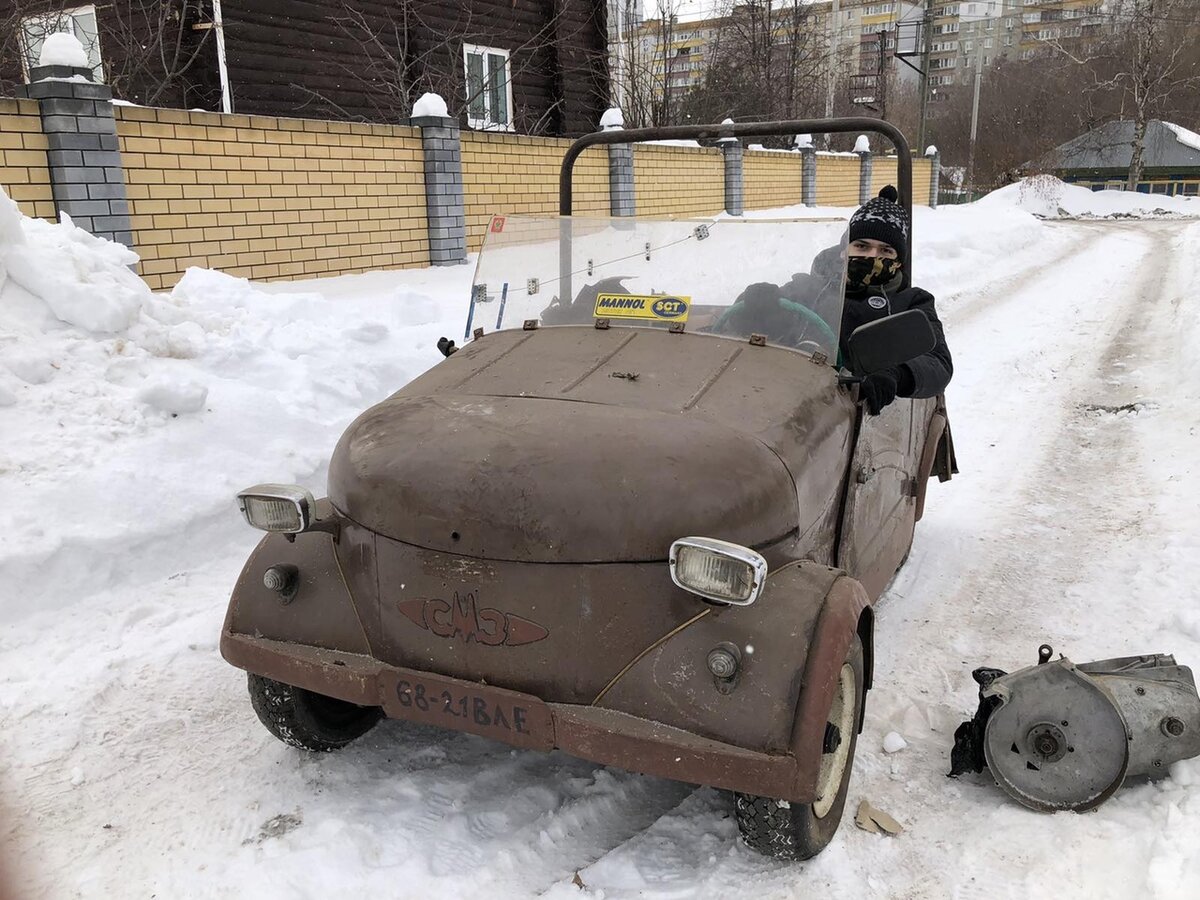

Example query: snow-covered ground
[977,174,1200,219]
[2,180,1198,898]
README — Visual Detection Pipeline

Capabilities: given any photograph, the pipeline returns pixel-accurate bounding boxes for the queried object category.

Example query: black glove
[860,368,904,415]
[437,337,457,357]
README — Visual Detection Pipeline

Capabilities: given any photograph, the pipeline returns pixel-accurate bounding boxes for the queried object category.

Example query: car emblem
[396,591,549,647]
[868,296,887,309]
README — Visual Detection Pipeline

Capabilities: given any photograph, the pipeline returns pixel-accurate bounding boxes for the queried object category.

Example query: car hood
[328,394,798,563]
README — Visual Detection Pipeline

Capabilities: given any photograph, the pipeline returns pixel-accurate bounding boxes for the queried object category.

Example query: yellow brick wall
[0,98,55,220]
[870,156,899,199]
[115,106,429,289]
[744,151,803,211]
[460,132,608,252]
[814,155,862,207]
[633,145,725,217]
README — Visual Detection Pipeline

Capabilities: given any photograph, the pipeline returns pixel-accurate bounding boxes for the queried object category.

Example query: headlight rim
[669,536,768,607]
[237,483,316,534]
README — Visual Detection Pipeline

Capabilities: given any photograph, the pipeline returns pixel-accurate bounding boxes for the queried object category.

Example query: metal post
[916,0,933,156]
[966,53,983,196]
[825,0,841,127]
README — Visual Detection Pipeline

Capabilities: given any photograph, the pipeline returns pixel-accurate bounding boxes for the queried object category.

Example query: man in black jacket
[839,185,953,414]
[714,185,952,415]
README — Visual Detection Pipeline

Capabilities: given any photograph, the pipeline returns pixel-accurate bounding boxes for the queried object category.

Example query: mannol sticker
[593,293,691,322]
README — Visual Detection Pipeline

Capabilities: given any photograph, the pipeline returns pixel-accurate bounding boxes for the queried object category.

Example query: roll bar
[556,119,914,304]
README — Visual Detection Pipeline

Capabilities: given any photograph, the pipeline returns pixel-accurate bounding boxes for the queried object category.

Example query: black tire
[734,635,865,860]
[247,673,382,752]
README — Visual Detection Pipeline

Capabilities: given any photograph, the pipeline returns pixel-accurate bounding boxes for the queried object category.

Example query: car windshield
[468,215,849,360]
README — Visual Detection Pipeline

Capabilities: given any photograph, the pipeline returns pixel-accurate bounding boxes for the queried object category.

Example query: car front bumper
[222,629,813,802]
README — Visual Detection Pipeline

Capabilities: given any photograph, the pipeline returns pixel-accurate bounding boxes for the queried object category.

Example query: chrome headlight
[669,537,768,606]
[237,484,316,534]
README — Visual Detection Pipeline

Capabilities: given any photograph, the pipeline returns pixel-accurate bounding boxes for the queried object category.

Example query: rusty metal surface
[328,328,856,564]
[225,304,951,800]
[836,395,936,598]
[789,575,873,798]
[598,562,839,752]
[220,629,819,802]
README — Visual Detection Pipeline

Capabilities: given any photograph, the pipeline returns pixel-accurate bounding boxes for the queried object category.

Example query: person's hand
[859,369,899,415]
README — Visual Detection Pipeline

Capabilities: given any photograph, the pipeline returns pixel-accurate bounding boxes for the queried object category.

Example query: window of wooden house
[19,5,105,82]
[463,44,513,131]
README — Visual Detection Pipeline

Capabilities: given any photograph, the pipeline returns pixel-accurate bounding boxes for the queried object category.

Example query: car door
[837,396,935,599]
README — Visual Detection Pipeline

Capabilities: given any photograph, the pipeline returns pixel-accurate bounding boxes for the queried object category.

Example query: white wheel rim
[813,662,856,819]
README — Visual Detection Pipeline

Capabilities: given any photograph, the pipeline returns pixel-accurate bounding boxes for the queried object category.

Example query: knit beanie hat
[848,185,908,260]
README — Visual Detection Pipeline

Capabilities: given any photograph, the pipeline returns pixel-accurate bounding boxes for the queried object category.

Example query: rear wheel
[247,673,382,752]
[735,635,864,860]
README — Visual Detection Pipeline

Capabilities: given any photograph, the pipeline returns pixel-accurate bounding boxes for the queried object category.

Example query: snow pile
[0,189,464,617]
[411,92,449,118]
[978,175,1199,219]
[38,32,88,68]
[853,135,871,154]
[0,192,145,332]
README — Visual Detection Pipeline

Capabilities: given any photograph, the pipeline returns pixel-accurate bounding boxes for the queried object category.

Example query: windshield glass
[468,215,848,360]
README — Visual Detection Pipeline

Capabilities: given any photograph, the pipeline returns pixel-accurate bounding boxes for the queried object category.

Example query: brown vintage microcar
[221,120,955,859]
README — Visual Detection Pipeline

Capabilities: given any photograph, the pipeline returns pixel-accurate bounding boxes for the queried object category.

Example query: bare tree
[290,1,601,134]
[0,1,217,109]
[102,1,215,108]
[615,2,686,128]
[679,0,825,134]
[1034,0,1200,187]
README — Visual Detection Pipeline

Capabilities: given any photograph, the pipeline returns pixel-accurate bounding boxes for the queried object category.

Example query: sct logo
[651,297,689,319]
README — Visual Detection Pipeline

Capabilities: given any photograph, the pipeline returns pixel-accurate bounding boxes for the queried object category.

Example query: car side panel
[837,396,936,598]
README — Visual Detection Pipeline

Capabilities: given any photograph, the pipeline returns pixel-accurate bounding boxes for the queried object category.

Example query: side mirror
[845,310,936,375]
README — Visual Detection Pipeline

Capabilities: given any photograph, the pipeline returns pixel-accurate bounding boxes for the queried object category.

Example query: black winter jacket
[840,286,953,398]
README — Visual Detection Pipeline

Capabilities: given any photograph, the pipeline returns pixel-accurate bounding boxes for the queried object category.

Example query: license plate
[381,670,553,751]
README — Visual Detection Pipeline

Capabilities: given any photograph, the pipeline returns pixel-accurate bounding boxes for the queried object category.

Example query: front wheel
[734,635,864,860]
[247,673,382,752]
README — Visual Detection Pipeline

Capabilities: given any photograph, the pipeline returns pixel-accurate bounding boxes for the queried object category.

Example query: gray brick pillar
[800,146,817,208]
[926,146,941,209]
[720,139,743,217]
[608,143,635,217]
[411,115,466,265]
[18,64,131,247]
[857,144,873,206]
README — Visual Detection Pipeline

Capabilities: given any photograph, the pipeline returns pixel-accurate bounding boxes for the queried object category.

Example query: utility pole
[965,49,983,195]
[916,0,933,153]
[825,0,841,126]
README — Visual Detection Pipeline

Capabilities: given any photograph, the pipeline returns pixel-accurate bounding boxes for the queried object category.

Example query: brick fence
[2,69,937,291]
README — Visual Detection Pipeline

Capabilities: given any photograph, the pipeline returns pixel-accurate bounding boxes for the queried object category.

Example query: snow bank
[0,189,464,617]
[38,32,88,68]
[978,175,1200,219]
[411,92,448,118]
[0,192,145,333]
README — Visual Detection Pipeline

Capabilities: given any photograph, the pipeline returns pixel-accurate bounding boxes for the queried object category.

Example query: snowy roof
[1039,120,1200,172]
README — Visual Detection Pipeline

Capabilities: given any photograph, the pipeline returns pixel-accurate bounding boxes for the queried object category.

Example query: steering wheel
[781,301,839,353]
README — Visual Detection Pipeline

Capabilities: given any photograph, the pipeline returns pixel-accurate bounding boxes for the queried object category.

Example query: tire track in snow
[858,221,1192,900]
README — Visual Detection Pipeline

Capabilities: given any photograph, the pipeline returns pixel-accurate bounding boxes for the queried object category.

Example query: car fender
[788,573,874,800]
[595,560,842,754]
[221,520,376,675]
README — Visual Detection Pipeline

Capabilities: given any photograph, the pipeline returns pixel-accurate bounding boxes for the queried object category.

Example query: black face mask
[846,256,902,290]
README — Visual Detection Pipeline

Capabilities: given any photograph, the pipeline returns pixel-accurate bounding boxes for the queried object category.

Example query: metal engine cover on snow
[980,650,1200,812]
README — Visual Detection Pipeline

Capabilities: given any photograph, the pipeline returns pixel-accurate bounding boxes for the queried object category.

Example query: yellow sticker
[593,293,691,322]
